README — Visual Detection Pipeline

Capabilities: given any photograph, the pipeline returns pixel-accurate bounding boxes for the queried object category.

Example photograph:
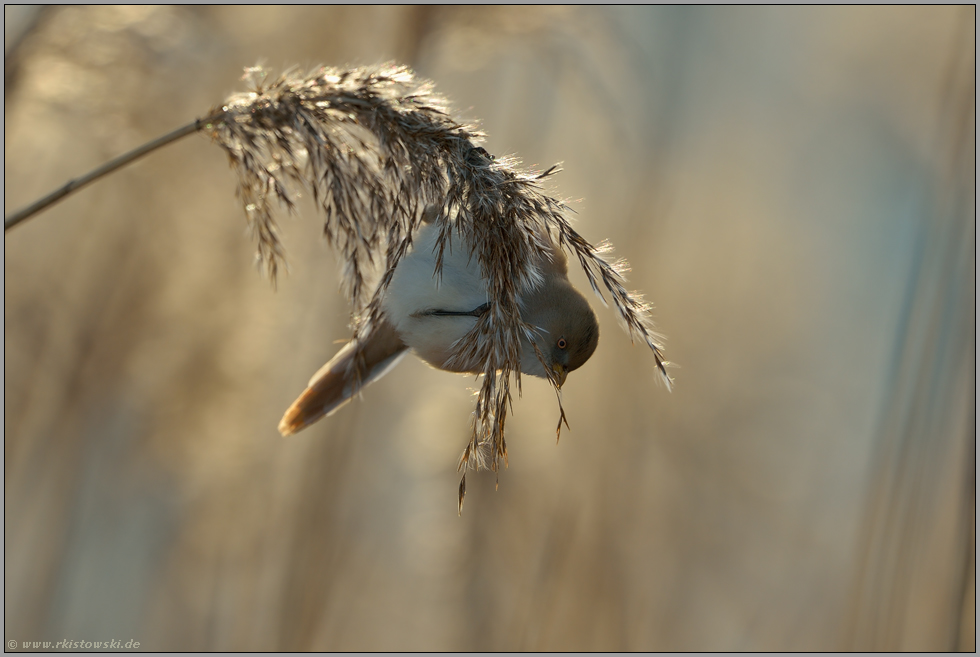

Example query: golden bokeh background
[4,6,974,651]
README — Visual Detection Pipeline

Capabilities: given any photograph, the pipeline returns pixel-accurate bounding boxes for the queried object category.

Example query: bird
[278,214,600,436]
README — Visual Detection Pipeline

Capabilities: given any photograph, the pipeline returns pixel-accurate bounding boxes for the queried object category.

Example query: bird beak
[551,363,568,388]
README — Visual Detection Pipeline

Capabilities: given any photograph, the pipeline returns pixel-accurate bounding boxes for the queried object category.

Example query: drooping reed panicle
[207,63,671,510]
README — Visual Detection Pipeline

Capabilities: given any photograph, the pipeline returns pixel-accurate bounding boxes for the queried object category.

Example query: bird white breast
[381,224,489,371]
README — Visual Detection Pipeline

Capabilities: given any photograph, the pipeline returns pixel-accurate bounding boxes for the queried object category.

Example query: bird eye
[557,338,567,349]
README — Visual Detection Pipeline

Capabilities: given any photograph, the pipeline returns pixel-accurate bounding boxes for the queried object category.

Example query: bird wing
[278,319,409,436]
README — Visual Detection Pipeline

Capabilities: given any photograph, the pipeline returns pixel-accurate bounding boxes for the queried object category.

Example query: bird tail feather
[278,320,408,436]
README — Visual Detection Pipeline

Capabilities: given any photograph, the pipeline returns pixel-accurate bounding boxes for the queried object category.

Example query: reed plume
[206,63,669,508]
[4,61,669,508]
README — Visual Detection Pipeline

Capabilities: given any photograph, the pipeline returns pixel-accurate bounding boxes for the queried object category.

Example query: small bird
[278,217,600,436]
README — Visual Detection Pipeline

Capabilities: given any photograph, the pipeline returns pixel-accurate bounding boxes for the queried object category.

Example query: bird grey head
[519,279,599,387]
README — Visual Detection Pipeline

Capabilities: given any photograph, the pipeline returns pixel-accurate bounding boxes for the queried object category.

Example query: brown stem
[4,115,218,231]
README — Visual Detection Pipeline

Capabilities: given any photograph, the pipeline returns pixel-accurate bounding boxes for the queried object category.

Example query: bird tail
[278,320,408,436]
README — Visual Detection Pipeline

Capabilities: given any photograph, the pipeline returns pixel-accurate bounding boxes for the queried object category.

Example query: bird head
[519,278,599,387]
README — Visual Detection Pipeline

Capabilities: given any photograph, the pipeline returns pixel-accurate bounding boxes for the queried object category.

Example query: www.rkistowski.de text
[7,639,140,650]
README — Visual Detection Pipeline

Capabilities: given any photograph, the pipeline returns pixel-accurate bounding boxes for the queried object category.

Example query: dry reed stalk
[6,62,671,509]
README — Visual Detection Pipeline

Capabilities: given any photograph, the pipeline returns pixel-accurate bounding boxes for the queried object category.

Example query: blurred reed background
[4,6,974,651]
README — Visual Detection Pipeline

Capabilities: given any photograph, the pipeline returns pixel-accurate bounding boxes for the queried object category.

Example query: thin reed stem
[4,116,218,231]
[5,63,670,506]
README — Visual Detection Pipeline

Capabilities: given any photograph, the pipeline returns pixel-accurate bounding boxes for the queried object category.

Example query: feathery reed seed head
[208,63,670,509]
